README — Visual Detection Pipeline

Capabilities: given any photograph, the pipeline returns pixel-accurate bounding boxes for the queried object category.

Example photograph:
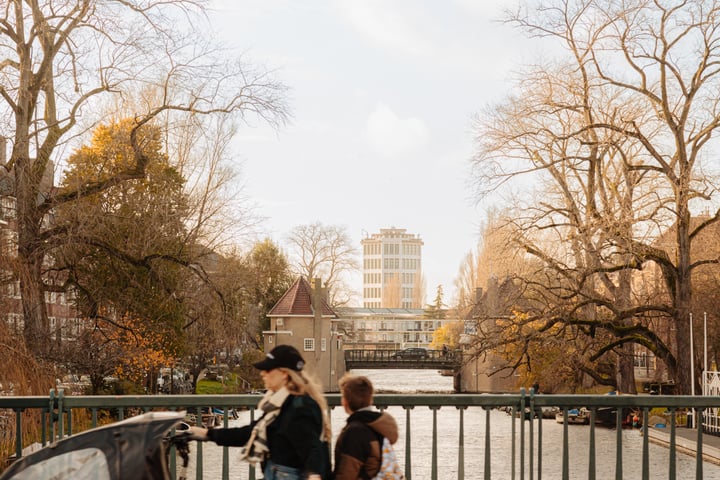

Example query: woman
[185,345,331,480]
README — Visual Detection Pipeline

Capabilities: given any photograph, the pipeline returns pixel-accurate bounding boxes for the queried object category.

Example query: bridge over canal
[343,348,462,370]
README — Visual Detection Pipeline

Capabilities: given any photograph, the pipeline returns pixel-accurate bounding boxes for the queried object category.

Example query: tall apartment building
[361,227,423,308]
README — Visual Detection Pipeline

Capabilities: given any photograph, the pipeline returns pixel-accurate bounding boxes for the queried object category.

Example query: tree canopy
[0,0,287,358]
[470,0,720,394]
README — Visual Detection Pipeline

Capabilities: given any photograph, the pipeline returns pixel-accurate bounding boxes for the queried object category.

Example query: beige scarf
[239,387,290,464]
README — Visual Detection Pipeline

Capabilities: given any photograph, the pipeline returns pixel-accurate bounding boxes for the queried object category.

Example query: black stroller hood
[0,411,186,480]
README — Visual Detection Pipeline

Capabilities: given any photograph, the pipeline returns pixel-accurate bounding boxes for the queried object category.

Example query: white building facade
[361,227,423,309]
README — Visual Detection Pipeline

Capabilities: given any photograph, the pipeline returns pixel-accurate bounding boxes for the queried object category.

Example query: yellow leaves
[430,321,465,349]
[90,309,176,385]
[62,118,167,187]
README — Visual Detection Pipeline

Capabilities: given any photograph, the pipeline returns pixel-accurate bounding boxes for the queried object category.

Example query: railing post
[588,408,596,480]
[529,388,534,480]
[404,406,413,480]
[249,408,256,480]
[430,405,439,480]
[615,407,623,479]
[195,406,204,479]
[511,405,516,480]
[696,408,704,480]
[562,408,569,480]
[537,404,543,480]
[669,408,676,480]
[520,388,526,480]
[57,389,65,440]
[14,408,22,460]
[484,407,491,480]
[49,389,56,442]
[222,408,230,480]
[642,407,649,480]
[457,406,465,480]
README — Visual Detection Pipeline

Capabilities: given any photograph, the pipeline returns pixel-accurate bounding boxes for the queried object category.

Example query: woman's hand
[306,475,322,480]
[180,426,209,441]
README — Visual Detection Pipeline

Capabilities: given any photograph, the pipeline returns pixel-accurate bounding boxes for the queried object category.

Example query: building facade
[0,154,83,347]
[264,277,345,392]
[361,227,423,309]
[335,307,458,350]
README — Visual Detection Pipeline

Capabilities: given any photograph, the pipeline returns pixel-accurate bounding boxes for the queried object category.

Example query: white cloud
[365,103,429,156]
[337,0,437,57]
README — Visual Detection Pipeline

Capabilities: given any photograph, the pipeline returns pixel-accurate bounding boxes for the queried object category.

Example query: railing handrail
[4,391,720,479]
[3,392,720,409]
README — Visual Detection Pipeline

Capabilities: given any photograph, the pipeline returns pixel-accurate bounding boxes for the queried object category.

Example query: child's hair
[339,373,374,412]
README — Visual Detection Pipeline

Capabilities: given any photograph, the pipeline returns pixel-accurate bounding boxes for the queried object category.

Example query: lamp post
[704,312,708,395]
[690,313,695,397]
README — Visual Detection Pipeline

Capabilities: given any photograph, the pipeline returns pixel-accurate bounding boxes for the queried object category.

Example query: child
[332,374,399,479]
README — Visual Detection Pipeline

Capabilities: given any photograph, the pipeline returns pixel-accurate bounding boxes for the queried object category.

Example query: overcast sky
[208,0,539,306]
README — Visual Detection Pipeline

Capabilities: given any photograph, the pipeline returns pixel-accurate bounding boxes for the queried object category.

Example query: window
[304,338,315,351]
[321,338,327,351]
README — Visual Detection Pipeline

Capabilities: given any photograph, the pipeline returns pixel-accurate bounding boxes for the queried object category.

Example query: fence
[2,390,720,479]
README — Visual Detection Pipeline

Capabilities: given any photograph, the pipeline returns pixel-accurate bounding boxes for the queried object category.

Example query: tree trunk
[674,204,693,395]
[17,153,50,357]
[617,343,637,394]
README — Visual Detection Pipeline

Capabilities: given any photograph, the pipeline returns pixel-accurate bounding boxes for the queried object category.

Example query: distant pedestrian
[442,344,449,358]
[332,374,401,479]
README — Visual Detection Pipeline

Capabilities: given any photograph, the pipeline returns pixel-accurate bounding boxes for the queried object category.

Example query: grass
[196,379,227,394]
[196,372,246,394]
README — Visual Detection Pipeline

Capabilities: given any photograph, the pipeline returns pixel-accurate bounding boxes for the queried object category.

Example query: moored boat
[556,407,590,425]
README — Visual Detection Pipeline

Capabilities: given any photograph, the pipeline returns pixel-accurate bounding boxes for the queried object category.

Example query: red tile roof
[268,277,336,317]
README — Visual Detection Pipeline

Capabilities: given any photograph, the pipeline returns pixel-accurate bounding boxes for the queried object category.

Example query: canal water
[190,369,720,479]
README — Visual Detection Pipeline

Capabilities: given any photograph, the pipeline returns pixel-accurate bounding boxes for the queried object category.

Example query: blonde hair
[281,368,332,440]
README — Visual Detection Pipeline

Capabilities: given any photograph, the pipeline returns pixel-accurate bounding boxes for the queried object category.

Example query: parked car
[391,347,428,359]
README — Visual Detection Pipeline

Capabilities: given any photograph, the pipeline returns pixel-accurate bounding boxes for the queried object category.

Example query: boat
[594,391,637,428]
[540,406,560,419]
[556,408,590,425]
[212,407,239,420]
[595,406,638,428]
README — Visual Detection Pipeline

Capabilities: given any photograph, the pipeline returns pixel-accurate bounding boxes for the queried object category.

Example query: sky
[207,0,538,306]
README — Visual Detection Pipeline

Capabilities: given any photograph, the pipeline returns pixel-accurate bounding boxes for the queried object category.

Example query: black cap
[253,345,305,372]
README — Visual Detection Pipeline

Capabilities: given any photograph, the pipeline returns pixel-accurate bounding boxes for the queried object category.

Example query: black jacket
[207,394,326,476]
[332,409,399,480]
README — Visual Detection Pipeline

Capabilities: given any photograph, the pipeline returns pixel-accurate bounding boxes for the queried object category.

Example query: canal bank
[647,426,720,465]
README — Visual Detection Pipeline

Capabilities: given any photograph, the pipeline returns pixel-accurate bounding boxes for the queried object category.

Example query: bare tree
[286,222,359,307]
[382,274,402,309]
[0,0,288,357]
[454,208,520,318]
[162,111,263,253]
[471,0,720,394]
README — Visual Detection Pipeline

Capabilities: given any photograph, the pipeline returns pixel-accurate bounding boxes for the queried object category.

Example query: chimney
[312,278,323,361]
[313,278,323,309]
[475,287,484,303]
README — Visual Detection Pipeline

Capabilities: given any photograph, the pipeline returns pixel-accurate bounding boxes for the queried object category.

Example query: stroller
[0,411,192,480]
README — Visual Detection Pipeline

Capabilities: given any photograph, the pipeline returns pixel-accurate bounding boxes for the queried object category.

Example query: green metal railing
[2,390,720,479]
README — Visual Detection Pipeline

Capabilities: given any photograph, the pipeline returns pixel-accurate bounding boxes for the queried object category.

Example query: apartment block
[361,227,423,309]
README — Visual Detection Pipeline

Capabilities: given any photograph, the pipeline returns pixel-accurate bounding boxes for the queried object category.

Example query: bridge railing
[2,390,720,479]
[343,349,461,369]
